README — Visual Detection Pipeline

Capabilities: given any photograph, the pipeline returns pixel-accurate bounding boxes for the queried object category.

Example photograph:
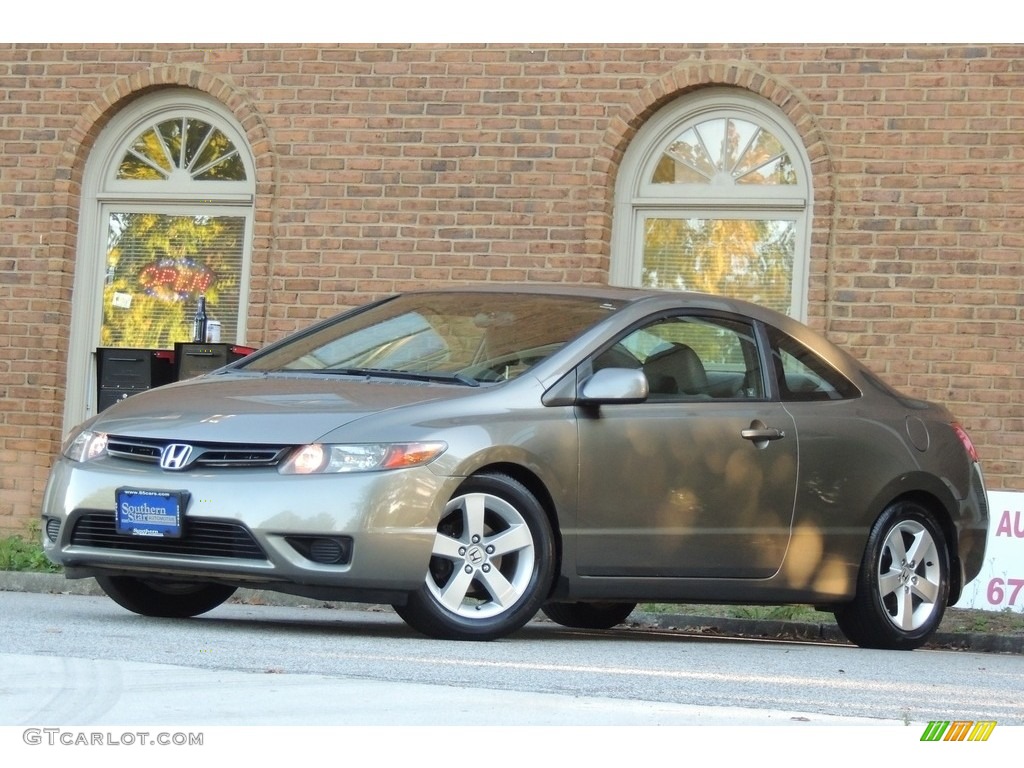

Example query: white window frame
[64,90,256,432]
[610,88,812,321]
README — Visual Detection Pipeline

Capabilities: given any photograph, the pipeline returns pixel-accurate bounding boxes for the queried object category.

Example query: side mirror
[579,368,648,405]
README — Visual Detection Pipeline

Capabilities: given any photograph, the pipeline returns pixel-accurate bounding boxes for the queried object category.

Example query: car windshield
[240,292,620,383]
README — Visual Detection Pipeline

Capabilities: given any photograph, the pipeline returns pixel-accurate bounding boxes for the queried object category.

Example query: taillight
[951,422,980,463]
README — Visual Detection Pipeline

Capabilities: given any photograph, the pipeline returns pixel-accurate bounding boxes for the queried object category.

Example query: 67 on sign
[987,577,1024,608]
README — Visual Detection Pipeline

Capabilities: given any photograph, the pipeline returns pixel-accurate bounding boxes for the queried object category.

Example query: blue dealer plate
[115,488,184,538]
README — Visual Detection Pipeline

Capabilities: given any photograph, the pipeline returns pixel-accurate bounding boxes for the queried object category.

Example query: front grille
[70,512,267,561]
[106,437,162,462]
[106,435,291,468]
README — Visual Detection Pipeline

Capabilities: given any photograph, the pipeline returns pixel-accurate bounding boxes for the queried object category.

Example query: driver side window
[595,315,763,400]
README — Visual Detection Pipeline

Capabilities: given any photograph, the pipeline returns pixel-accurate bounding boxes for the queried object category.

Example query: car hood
[90,372,474,444]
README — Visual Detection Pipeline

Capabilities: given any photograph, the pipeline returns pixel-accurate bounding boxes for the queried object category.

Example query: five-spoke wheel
[834,501,950,650]
[394,473,554,640]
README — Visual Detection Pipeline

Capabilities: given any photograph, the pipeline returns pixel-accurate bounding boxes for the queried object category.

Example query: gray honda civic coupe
[41,285,989,649]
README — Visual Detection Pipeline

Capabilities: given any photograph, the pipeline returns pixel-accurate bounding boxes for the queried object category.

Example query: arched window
[64,90,256,428]
[611,88,812,320]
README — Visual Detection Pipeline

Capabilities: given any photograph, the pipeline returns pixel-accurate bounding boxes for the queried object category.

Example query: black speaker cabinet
[96,348,175,412]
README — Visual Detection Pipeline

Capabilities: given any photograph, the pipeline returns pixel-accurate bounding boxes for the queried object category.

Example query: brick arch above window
[55,68,273,195]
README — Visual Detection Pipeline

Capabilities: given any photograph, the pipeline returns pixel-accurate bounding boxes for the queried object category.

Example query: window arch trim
[625,90,810,203]
[98,94,255,199]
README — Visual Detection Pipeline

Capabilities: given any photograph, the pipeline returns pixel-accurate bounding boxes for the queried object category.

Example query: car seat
[642,343,709,397]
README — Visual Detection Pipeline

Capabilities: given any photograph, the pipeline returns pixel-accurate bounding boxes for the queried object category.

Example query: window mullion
[96,191,254,205]
[191,149,241,179]
[124,148,170,180]
[629,196,807,212]
[186,123,217,175]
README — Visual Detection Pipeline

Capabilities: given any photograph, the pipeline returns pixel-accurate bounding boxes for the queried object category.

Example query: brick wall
[0,43,1021,535]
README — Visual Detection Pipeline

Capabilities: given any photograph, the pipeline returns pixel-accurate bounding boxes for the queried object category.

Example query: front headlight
[278,441,447,475]
[62,429,108,463]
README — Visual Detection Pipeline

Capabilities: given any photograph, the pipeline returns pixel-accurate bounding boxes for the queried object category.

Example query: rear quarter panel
[778,394,973,601]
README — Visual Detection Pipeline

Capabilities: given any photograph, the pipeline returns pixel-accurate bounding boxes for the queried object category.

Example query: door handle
[741,420,786,449]
[741,427,785,441]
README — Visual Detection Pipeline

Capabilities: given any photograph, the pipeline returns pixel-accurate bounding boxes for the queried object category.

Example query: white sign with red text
[955,491,1024,612]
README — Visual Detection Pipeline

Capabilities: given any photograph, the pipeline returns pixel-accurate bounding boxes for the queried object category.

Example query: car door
[574,313,798,579]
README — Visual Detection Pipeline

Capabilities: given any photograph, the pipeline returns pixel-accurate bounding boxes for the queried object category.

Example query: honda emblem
[160,444,194,471]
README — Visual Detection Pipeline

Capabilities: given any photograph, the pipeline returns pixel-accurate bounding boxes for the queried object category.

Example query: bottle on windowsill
[192,295,208,343]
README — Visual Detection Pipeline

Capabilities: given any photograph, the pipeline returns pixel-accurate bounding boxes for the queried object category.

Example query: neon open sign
[138,259,215,299]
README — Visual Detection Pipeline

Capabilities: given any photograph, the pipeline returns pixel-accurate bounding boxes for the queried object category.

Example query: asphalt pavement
[2,570,1021,654]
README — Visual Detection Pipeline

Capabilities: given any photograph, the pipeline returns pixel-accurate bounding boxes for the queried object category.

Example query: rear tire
[394,473,555,640]
[96,575,236,618]
[834,500,950,650]
[541,601,637,630]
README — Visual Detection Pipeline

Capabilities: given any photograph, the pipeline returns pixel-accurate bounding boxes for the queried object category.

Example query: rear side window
[769,329,860,401]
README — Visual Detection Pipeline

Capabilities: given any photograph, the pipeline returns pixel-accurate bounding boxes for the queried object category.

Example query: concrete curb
[0,571,363,607]
[632,611,1024,655]
[5,571,1022,654]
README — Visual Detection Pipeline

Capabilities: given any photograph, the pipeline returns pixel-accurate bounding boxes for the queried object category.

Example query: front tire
[834,501,950,650]
[394,473,555,640]
[542,601,637,630]
[96,575,236,618]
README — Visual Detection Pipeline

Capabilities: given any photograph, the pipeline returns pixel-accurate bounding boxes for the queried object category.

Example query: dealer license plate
[115,488,184,538]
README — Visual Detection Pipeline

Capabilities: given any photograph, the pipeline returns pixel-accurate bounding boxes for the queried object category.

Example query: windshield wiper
[291,367,481,387]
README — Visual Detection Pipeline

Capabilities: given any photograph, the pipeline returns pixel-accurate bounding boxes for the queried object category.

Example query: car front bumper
[40,456,459,601]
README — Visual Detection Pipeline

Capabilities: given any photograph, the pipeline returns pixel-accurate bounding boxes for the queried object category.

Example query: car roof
[401,283,658,301]
[396,283,864,378]
[399,282,796,327]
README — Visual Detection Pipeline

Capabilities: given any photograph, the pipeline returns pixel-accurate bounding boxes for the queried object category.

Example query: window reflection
[642,218,795,314]
[654,117,796,186]
[117,119,247,182]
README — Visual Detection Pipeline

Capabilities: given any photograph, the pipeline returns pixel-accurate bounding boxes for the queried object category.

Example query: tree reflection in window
[643,218,795,314]
[117,118,246,181]
[102,212,245,348]
[653,117,795,186]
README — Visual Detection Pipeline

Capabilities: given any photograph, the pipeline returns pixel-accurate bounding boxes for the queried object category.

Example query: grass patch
[0,525,61,573]
[638,601,1024,636]
[639,603,833,623]
[733,604,828,622]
